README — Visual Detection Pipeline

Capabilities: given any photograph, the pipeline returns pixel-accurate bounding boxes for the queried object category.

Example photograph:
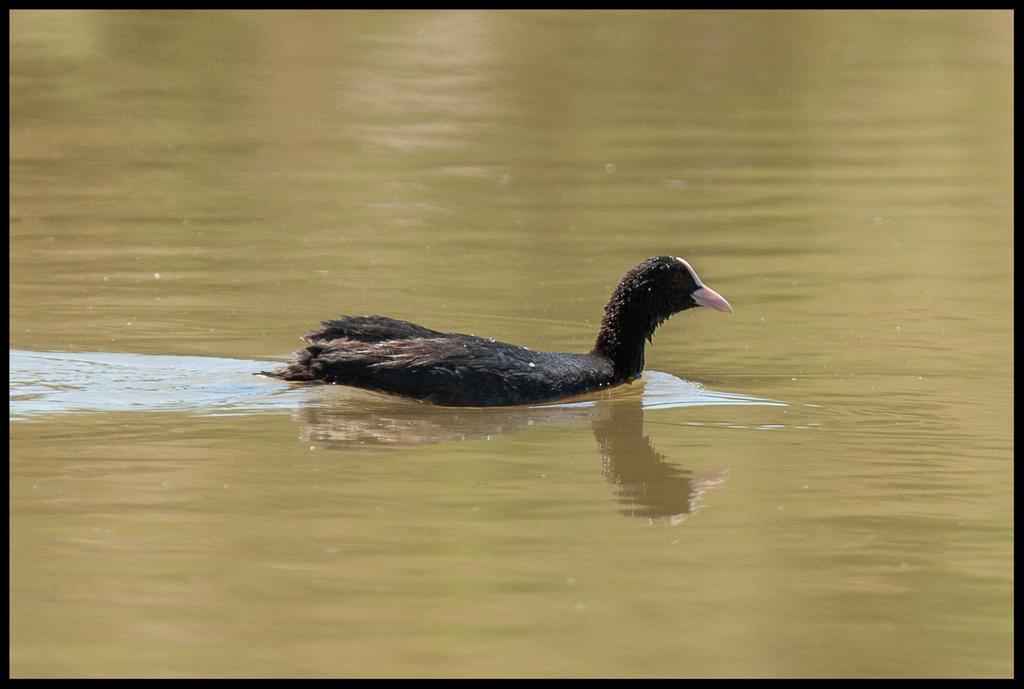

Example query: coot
[262,256,733,406]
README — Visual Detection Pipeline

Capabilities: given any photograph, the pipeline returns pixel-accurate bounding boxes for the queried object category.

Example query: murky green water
[10,10,1012,678]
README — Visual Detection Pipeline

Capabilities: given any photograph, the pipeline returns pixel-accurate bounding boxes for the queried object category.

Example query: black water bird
[262,256,733,406]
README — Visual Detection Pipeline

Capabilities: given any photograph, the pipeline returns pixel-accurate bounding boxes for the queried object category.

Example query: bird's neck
[592,299,662,380]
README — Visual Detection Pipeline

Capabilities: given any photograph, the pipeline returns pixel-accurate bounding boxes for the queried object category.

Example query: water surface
[9,10,1013,678]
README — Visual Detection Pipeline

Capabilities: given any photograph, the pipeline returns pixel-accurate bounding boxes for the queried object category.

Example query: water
[9,349,785,419]
[9,10,1012,678]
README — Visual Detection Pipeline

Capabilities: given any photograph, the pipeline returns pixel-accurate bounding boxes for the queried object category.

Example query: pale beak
[691,285,734,313]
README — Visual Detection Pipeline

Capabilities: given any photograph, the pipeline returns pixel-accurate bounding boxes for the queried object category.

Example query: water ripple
[10,349,786,420]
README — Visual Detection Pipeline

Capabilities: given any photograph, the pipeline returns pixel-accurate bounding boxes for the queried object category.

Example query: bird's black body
[262,256,732,407]
[270,315,617,406]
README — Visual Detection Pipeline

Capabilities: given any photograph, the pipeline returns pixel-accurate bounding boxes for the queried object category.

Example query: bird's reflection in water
[592,397,727,522]
[293,375,738,522]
